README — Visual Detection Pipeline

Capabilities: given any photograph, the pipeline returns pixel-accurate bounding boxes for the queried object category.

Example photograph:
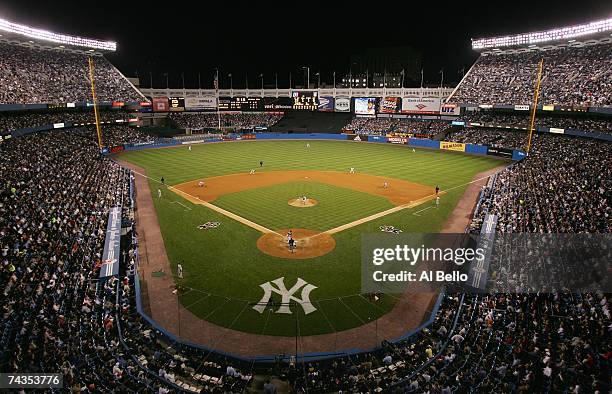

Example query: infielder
[249,169,255,174]
[349,167,355,174]
[198,180,205,188]
[302,196,307,205]
[383,181,389,189]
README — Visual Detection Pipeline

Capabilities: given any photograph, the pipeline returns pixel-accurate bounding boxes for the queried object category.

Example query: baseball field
[118,140,506,337]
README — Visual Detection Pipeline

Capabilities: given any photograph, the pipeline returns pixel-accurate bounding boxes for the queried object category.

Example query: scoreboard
[168,97,185,112]
[292,91,319,110]
[218,97,264,111]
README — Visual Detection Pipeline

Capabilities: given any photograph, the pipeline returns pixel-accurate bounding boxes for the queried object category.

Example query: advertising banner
[440,141,466,152]
[264,97,293,111]
[318,96,335,112]
[354,97,377,115]
[152,97,169,112]
[379,97,401,113]
[387,136,408,144]
[346,134,369,142]
[440,103,460,116]
[487,146,513,158]
[548,127,565,134]
[292,91,319,110]
[514,104,530,111]
[185,96,217,110]
[401,97,441,114]
[334,97,350,112]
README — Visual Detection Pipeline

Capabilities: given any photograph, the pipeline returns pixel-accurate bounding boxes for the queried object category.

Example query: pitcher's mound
[288,198,318,207]
[257,228,335,259]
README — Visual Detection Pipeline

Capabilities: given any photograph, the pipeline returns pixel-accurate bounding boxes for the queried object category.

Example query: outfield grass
[119,140,506,335]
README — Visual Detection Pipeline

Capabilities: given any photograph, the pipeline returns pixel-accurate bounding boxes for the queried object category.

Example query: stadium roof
[0,16,116,52]
[472,17,612,51]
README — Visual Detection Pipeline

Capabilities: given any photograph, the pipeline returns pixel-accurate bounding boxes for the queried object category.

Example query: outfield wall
[112,132,527,161]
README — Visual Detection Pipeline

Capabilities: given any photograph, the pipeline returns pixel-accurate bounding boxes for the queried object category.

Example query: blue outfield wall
[407,138,440,149]
[465,143,488,155]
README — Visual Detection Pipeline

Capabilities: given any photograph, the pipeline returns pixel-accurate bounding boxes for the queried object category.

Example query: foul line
[170,201,192,211]
[127,166,502,239]
[413,206,433,216]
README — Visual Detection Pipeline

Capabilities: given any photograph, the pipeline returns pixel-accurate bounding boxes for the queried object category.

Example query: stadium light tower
[0,17,116,51]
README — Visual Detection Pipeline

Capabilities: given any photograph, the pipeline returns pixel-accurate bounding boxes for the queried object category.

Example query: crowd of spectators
[461,112,612,134]
[450,42,612,106]
[170,112,283,130]
[342,117,450,136]
[445,128,528,150]
[0,110,131,133]
[0,42,142,104]
[470,134,611,233]
[0,110,609,392]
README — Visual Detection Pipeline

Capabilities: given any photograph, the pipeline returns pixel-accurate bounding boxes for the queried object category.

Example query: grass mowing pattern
[119,140,505,335]
[213,181,394,231]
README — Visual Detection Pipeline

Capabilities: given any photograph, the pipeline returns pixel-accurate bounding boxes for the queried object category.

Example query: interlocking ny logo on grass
[253,277,317,315]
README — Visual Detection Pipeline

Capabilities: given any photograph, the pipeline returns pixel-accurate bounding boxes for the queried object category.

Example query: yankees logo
[197,222,220,230]
[380,225,403,234]
[253,277,317,315]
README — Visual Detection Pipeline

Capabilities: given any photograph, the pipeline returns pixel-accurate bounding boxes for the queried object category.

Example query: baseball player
[435,196,440,208]
[302,196,307,205]
[198,180,205,188]
[349,167,355,174]
[435,185,440,195]
[249,169,255,174]
[188,145,192,151]
[288,238,296,253]
[161,176,165,185]
[383,181,389,189]
[177,263,183,279]
[306,143,310,148]
[260,160,263,167]
[412,148,416,153]
[157,188,162,198]
[286,230,293,243]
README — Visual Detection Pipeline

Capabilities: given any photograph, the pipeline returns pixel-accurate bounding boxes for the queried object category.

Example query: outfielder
[177,263,183,279]
[157,188,162,198]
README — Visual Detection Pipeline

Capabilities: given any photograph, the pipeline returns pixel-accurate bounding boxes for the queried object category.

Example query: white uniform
[198,181,204,187]
[383,182,388,189]
[249,169,255,174]
[349,167,355,174]
[157,189,162,198]
[177,264,183,279]
[435,196,440,207]
[188,145,192,151]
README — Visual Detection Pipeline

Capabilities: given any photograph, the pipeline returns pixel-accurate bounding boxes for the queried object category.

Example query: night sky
[1,1,610,88]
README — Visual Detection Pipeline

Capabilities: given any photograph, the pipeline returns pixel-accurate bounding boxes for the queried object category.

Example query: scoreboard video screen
[168,97,185,112]
[218,97,264,111]
[292,91,319,110]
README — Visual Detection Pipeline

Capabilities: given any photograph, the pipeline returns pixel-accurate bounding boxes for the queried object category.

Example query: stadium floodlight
[472,17,612,50]
[0,17,116,51]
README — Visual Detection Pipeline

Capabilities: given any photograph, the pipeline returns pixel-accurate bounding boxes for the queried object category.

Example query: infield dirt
[173,170,434,206]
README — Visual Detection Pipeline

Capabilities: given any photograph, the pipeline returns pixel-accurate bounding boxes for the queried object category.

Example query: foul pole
[88,57,104,150]
[526,58,544,153]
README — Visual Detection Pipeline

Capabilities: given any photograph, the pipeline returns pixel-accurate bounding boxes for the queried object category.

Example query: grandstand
[0,12,610,394]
